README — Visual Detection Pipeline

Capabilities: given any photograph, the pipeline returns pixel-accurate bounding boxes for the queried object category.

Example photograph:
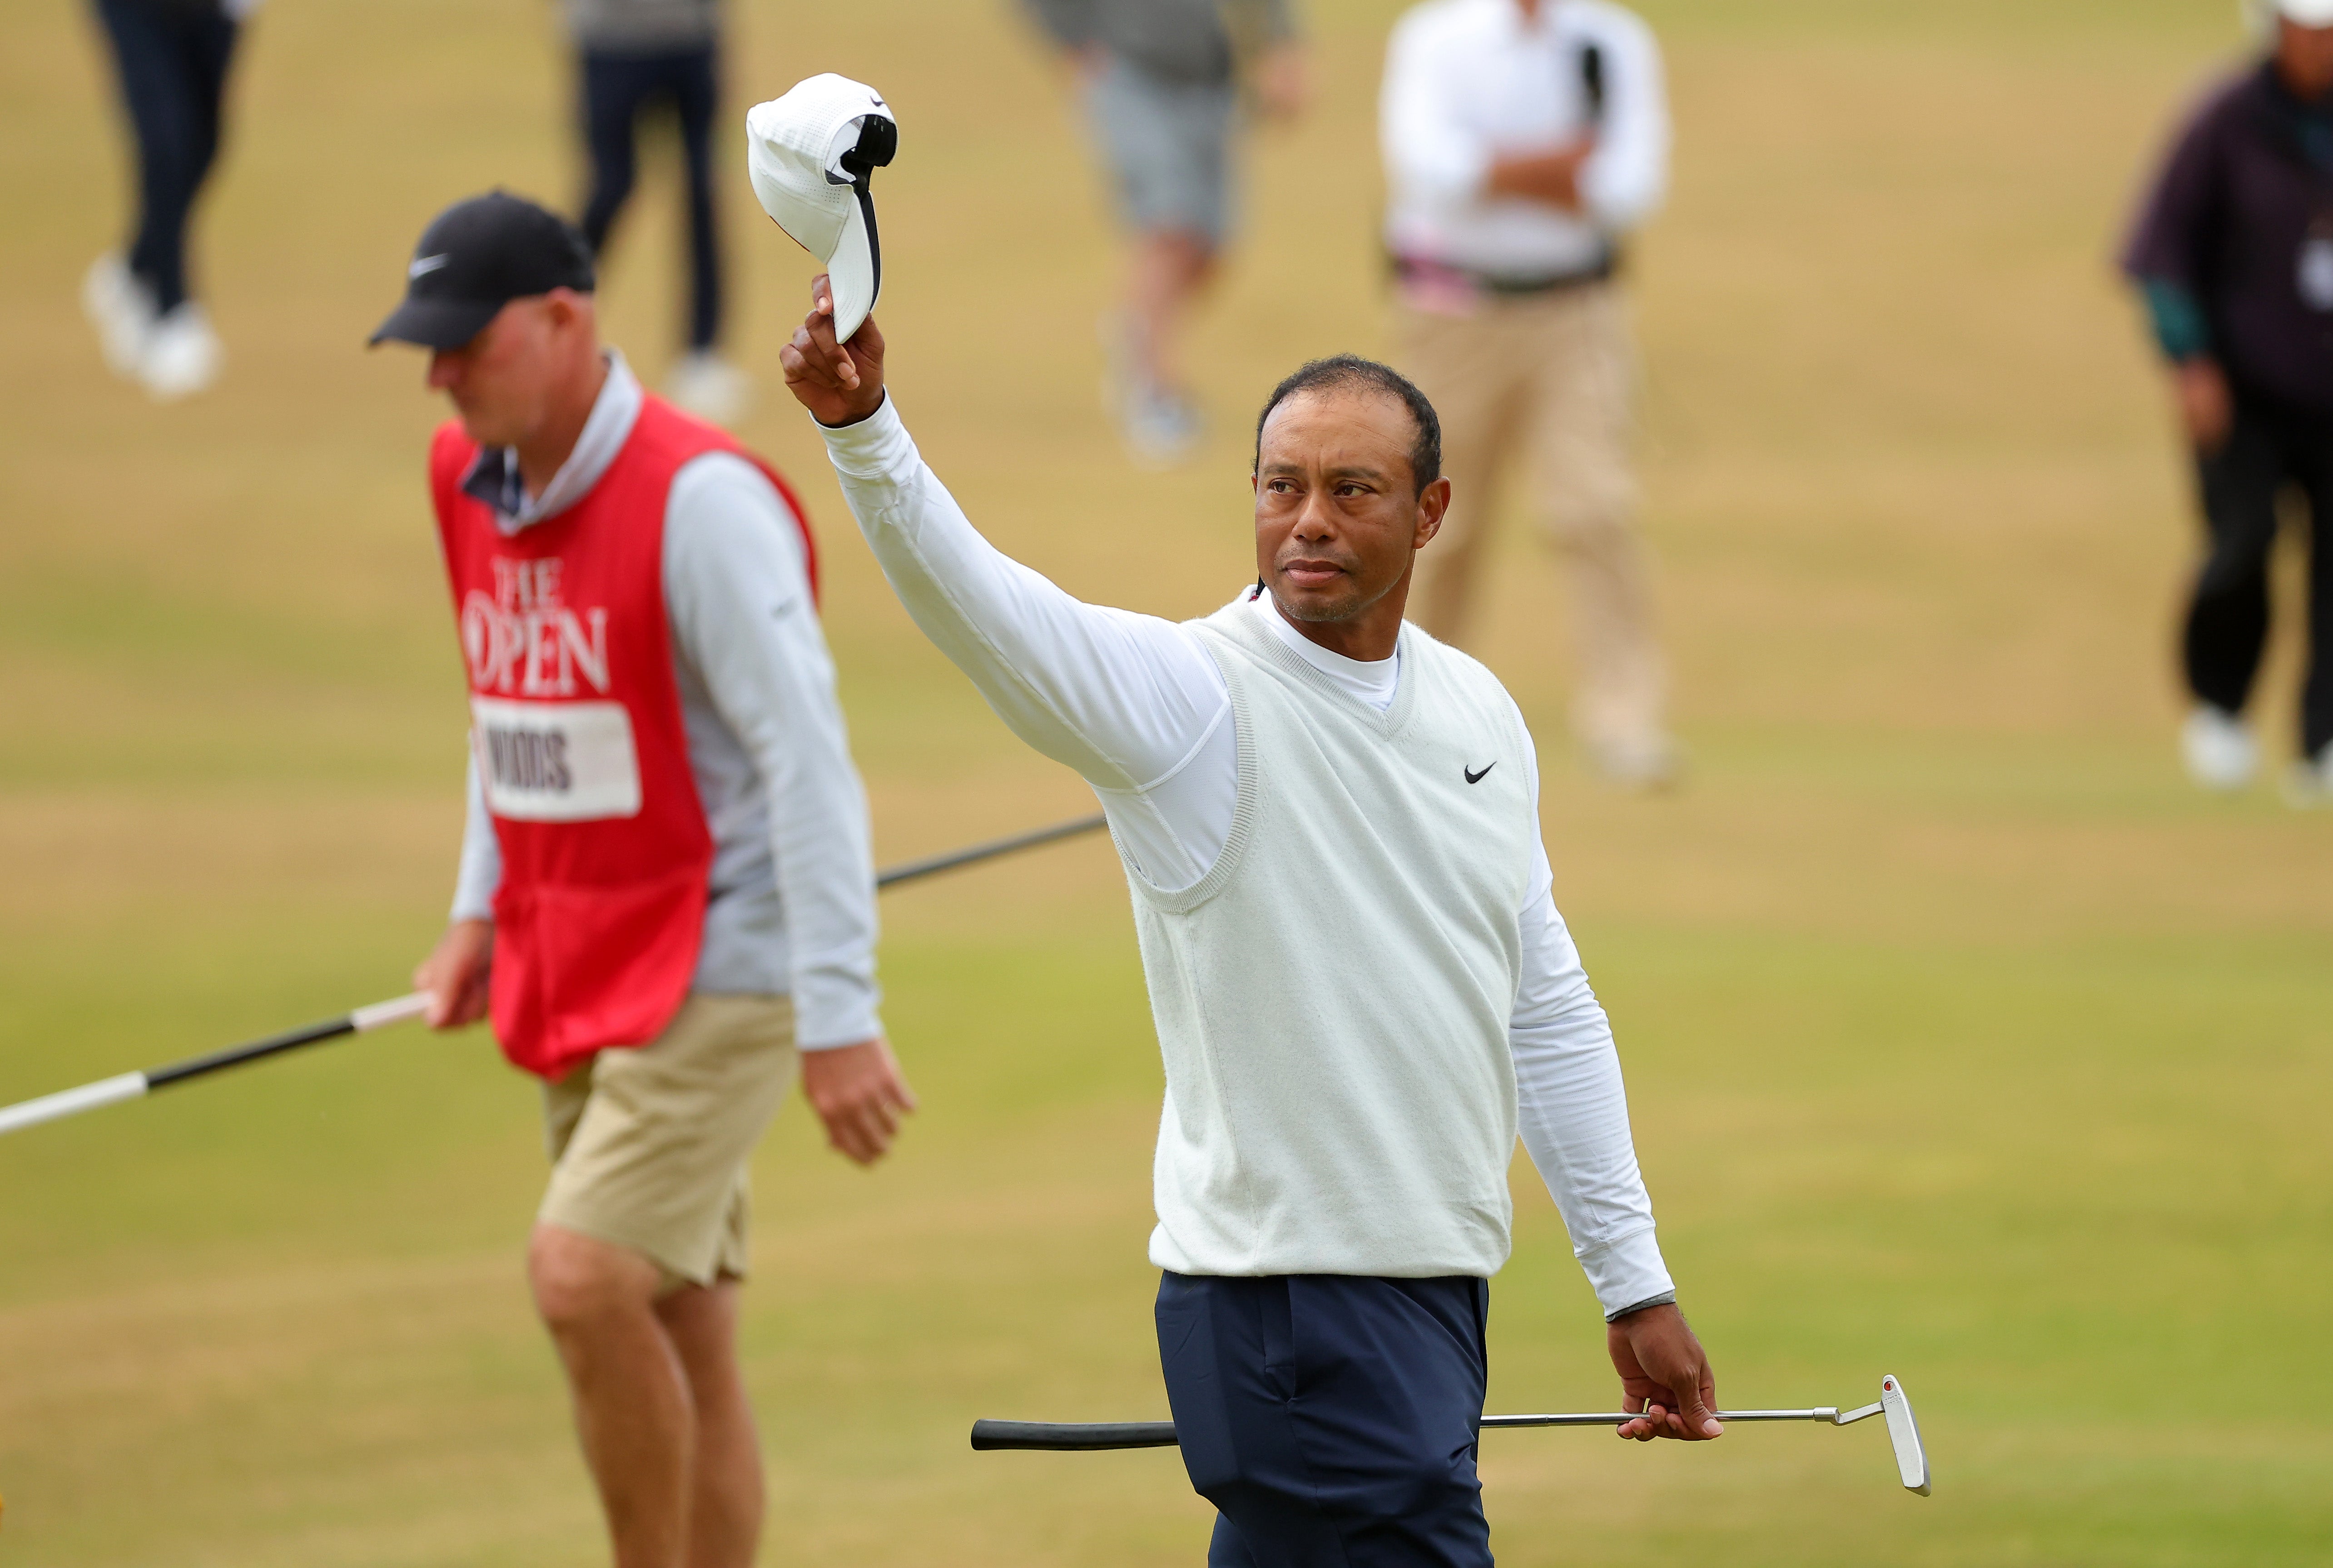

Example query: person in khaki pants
[1381,0,1675,784]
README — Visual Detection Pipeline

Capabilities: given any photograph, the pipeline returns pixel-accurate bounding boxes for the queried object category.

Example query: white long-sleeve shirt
[449,353,882,1050]
[818,396,1673,1316]
[1381,0,1669,278]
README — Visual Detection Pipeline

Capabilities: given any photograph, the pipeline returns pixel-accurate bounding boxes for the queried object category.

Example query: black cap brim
[368,295,502,350]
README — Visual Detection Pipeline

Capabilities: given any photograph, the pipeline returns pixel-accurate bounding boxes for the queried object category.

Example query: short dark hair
[1252,354,1442,496]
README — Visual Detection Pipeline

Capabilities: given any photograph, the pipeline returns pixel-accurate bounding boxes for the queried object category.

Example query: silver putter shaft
[973,1375,1932,1496]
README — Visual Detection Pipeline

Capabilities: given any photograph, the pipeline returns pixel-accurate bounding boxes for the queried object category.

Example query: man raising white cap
[766,105,1720,1554]
[746,74,895,342]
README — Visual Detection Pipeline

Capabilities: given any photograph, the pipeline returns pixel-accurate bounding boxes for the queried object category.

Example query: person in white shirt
[1380,0,1677,786]
[778,282,1720,1568]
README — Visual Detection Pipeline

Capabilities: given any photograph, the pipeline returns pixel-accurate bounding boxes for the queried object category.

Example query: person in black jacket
[80,0,251,400]
[2122,0,2333,803]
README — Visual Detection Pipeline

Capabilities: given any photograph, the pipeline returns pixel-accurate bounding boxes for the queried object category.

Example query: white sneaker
[1099,309,1137,415]
[1123,384,1202,468]
[2180,704,2259,792]
[665,351,753,424]
[2285,746,2333,808]
[1588,732,1684,791]
[82,254,157,379]
[137,304,223,401]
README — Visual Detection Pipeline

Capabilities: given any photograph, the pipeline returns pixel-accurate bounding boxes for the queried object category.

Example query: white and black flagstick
[0,994,433,1138]
[0,811,1112,1141]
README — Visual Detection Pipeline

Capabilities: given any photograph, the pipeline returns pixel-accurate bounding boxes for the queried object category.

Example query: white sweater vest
[1128,601,1539,1279]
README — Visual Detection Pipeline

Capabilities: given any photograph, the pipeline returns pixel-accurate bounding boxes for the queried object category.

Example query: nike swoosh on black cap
[368,190,596,350]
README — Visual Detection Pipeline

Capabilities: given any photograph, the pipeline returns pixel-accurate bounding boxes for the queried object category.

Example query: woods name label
[464,558,641,821]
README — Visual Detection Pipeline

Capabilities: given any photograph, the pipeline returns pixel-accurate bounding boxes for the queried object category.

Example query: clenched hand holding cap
[746,74,897,342]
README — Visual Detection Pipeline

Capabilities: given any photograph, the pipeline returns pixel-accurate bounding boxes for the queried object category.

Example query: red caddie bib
[429,393,819,1078]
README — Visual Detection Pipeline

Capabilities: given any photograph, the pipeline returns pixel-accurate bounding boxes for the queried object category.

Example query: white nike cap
[746,74,897,342]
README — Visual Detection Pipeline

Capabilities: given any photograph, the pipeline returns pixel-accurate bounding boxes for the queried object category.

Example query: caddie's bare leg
[530,1223,695,1568]
[655,1280,763,1568]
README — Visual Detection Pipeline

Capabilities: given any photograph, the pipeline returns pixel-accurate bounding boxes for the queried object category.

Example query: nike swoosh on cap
[1464,762,1496,784]
[408,253,452,278]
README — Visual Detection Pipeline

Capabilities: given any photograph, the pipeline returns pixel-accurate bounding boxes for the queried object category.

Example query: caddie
[371,189,914,1568]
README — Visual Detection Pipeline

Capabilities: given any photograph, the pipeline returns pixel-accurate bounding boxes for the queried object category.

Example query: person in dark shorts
[2122,0,2333,803]
[782,272,1722,1566]
[81,0,254,400]
[1024,0,1307,465]
[567,0,750,422]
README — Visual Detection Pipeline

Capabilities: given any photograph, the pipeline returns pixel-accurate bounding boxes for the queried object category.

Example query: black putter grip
[970,1419,1180,1451]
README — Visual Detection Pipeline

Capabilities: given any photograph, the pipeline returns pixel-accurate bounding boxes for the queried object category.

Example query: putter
[973,1374,1932,1496]
[0,811,1110,1139]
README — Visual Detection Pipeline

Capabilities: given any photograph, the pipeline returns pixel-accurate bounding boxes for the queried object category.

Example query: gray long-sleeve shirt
[450,352,882,1050]
[1023,0,1297,84]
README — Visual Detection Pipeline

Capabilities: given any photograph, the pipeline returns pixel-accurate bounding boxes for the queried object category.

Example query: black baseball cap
[369,191,596,349]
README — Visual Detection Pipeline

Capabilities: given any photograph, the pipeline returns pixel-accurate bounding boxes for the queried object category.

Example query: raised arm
[781,289,1229,797]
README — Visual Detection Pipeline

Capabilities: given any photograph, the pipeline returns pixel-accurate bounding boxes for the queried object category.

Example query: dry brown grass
[1,0,2327,1563]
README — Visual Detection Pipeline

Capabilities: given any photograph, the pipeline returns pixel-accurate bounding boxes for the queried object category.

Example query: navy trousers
[577,44,724,351]
[92,0,239,314]
[1156,1272,1494,1568]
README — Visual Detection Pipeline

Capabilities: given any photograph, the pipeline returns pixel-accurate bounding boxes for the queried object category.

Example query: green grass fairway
[3,1,2328,1563]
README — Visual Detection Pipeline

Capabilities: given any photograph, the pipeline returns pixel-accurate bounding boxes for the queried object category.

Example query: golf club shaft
[874,812,1106,889]
[972,1408,1852,1451]
[0,993,430,1137]
[0,812,1112,1139]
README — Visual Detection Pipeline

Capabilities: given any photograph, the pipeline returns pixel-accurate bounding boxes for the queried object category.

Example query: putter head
[1879,1375,1931,1496]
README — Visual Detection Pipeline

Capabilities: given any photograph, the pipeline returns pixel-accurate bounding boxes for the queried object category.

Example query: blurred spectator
[1380,0,1675,787]
[81,0,256,401]
[569,0,749,422]
[2123,0,2333,804]
[1024,0,1306,466]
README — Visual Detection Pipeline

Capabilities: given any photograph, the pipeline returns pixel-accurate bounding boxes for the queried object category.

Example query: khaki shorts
[539,993,798,1289]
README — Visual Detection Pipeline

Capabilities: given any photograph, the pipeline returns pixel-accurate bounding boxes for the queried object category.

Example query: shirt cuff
[815,391,916,481]
[2139,277,2212,362]
[1604,1290,1676,1323]
[792,983,883,1052]
[1577,1225,1674,1320]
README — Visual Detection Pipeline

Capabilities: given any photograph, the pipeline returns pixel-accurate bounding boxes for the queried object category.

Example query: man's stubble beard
[1269,573,1396,625]
[1273,586,1359,624]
